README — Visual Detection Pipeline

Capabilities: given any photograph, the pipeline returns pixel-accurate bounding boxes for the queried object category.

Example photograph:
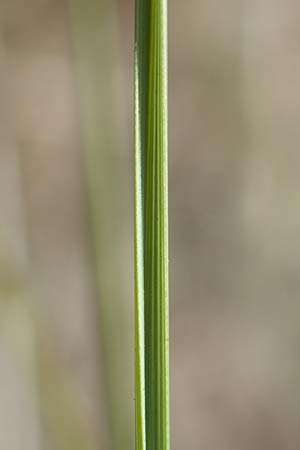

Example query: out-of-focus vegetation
[1,1,300,450]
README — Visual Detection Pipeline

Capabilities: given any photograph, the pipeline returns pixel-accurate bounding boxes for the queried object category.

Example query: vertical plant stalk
[135,1,169,450]
[69,1,134,449]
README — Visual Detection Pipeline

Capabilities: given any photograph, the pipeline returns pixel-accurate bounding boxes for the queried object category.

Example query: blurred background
[1,0,300,449]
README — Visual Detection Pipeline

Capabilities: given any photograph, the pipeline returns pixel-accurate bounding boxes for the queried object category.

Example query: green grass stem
[134,1,170,450]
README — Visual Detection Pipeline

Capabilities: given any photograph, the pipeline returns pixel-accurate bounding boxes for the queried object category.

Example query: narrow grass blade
[134,1,169,450]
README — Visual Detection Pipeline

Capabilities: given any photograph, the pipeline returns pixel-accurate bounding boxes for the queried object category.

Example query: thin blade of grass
[134,1,169,450]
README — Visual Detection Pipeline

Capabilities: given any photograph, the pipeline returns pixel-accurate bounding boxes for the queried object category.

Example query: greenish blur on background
[1,1,300,449]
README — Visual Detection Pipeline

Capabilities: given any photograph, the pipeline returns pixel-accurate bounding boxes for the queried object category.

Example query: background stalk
[70,1,134,449]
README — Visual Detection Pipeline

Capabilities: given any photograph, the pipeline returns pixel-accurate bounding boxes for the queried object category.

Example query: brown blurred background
[1,0,300,449]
